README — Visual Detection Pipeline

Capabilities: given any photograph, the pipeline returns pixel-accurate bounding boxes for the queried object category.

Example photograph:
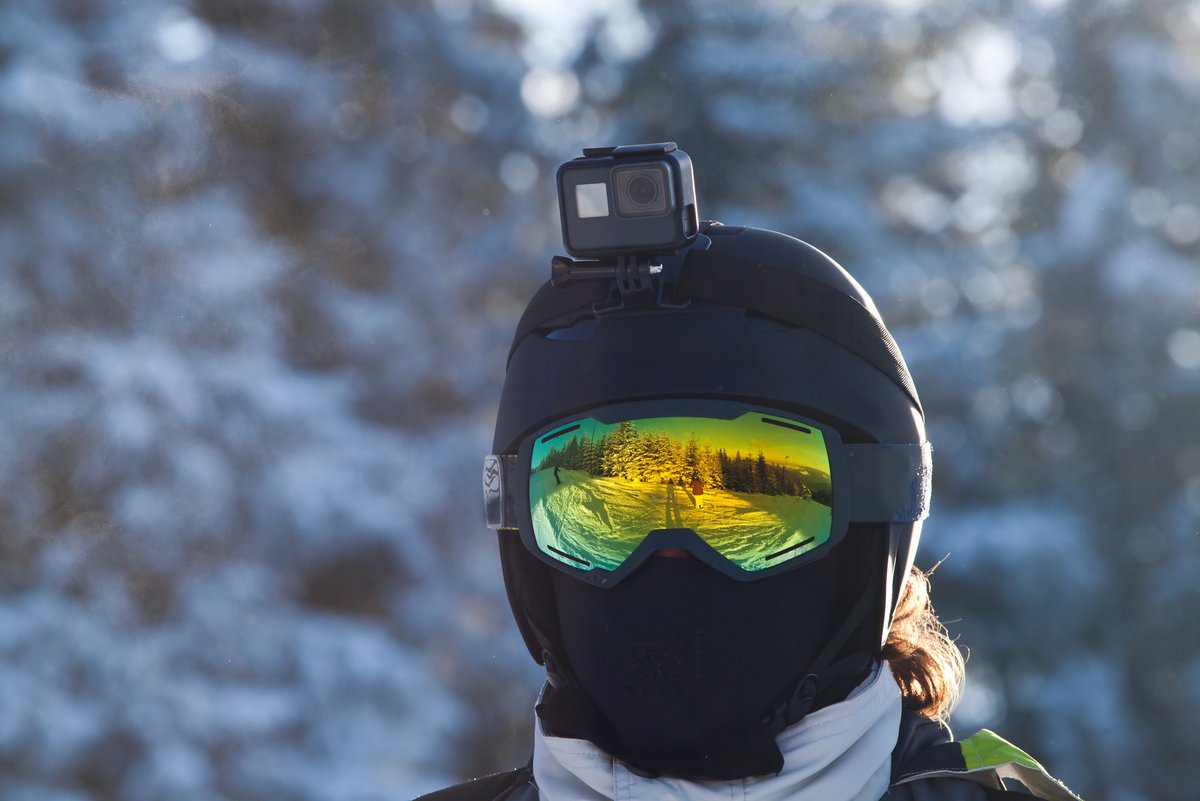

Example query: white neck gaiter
[533,662,902,801]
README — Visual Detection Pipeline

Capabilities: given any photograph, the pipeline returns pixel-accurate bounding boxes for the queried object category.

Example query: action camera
[556,142,699,259]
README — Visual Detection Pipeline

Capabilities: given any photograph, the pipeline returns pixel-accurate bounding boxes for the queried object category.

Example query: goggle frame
[485,398,931,588]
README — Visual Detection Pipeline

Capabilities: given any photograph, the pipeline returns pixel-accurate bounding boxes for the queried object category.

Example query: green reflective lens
[529,412,833,573]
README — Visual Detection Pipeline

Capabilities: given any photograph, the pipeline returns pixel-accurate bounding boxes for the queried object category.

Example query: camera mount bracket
[548,226,715,314]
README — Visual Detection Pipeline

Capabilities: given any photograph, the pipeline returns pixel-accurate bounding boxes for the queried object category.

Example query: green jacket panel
[890,729,1081,801]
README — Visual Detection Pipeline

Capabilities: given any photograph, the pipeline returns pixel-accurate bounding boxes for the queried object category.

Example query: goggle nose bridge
[574,527,754,587]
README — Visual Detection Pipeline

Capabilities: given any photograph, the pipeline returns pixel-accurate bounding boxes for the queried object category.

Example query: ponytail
[882,564,966,722]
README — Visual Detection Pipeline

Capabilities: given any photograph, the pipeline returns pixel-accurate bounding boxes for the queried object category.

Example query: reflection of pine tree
[562,437,580,470]
[663,434,685,484]
[700,444,722,489]
[535,434,611,477]
[718,449,733,490]
[535,441,561,472]
[536,434,590,474]
[579,437,599,476]
[604,421,637,478]
[724,450,743,493]
[707,449,805,496]
[737,451,760,493]
[623,429,649,481]
[639,432,662,482]
[684,434,700,481]
[576,424,798,494]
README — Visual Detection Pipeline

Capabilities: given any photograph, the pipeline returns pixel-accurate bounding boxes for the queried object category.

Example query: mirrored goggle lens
[528,412,833,574]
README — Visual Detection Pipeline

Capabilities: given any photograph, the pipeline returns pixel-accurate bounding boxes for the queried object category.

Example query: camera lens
[613,166,670,217]
[628,174,659,206]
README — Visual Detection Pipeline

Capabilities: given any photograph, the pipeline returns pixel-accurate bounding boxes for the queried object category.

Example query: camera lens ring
[613,166,670,217]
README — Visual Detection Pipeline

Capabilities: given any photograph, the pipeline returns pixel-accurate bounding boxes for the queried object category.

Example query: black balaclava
[536,536,875,780]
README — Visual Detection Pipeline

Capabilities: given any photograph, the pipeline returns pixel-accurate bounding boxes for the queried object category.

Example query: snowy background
[1,1,1197,799]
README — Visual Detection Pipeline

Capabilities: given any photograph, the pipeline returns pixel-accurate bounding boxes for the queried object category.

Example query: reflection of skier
[691,476,704,509]
[554,465,561,485]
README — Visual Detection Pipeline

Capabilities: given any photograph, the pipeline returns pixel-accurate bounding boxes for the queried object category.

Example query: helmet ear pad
[843,521,921,653]
[883,519,924,641]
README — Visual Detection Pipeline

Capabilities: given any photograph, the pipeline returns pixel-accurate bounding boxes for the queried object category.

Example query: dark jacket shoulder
[884,778,1036,800]
[412,764,534,801]
[888,711,1079,801]
[886,711,1020,800]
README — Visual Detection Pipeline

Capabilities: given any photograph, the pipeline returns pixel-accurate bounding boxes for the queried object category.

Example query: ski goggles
[484,399,931,587]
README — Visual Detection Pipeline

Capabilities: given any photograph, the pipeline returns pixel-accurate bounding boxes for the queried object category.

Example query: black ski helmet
[491,222,927,684]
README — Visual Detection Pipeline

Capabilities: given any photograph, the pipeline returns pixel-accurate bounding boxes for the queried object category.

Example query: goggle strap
[483,454,522,530]
[845,442,933,523]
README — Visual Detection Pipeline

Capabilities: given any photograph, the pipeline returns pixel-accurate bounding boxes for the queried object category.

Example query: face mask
[540,553,845,779]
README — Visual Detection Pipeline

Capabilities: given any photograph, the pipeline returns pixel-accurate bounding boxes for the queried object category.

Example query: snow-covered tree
[0,0,546,797]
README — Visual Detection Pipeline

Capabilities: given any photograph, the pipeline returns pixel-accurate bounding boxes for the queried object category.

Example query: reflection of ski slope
[791,466,831,498]
[531,468,831,572]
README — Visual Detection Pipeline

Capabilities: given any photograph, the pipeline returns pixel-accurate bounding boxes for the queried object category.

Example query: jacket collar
[533,662,902,801]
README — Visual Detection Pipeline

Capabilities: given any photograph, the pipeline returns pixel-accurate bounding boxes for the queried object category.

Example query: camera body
[556,142,699,259]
